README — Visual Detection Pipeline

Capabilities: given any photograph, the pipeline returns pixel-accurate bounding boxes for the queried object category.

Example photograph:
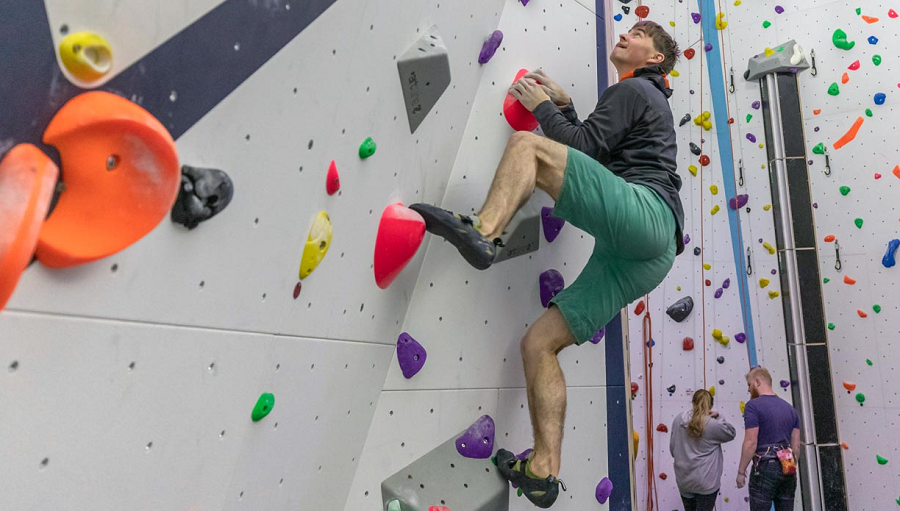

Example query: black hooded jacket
[532,65,685,256]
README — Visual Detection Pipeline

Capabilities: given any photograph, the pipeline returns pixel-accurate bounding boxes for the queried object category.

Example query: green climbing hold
[840,185,851,196]
[359,136,377,159]
[251,392,275,422]
[517,488,524,497]
[828,322,835,330]
[873,54,882,66]
[867,358,873,366]
[833,29,856,50]
[828,82,841,96]
[866,108,874,117]
[856,7,861,15]
[746,114,753,122]
[813,143,825,154]
[856,392,866,404]
[855,218,863,228]
[763,21,771,28]
[877,455,889,465]
[387,500,402,511]
[824,277,830,283]
[491,455,498,467]
[874,304,882,313]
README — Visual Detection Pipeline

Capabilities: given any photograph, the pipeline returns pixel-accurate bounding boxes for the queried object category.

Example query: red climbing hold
[659,473,668,480]
[429,507,452,511]
[875,173,882,179]
[857,309,868,318]
[824,235,835,242]
[504,69,540,132]
[374,203,426,289]
[683,337,695,351]
[727,118,735,124]
[0,144,60,312]
[705,279,712,286]
[635,5,650,18]
[843,275,856,285]
[848,60,860,70]
[631,382,639,396]
[634,300,646,315]
[891,9,899,18]
[656,423,668,433]
[699,155,711,166]
[840,442,849,450]
[813,109,822,115]
[684,48,696,60]
[326,160,340,195]
[843,381,856,392]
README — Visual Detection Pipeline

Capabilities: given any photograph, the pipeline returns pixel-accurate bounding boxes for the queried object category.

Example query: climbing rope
[641,292,659,511]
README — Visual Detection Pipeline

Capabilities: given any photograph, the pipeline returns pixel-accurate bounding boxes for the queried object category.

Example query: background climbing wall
[346,1,629,509]
[621,1,900,510]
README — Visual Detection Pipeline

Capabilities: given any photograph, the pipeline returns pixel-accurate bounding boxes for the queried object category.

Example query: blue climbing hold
[883,239,899,268]
[646,338,656,348]
[875,93,887,105]
[614,13,623,21]
[868,36,879,45]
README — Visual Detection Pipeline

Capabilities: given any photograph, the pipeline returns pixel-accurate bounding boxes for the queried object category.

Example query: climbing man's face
[610,27,664,71]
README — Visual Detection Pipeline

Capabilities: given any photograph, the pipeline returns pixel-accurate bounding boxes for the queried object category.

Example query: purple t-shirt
[744,395,800,452]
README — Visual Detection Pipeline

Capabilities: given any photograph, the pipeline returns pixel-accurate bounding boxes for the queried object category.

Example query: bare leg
[520,306,576,478]
[477,131,568,240]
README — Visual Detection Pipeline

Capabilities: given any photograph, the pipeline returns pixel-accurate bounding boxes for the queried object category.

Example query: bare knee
[508,130,540,150]
[520,329,569,363]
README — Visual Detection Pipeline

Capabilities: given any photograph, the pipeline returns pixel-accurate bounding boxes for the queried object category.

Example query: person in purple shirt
[736,366,801,511]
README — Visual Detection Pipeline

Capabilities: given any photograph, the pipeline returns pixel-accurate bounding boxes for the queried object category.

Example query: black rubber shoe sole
[409,203,496,270]
[494,448,563,508]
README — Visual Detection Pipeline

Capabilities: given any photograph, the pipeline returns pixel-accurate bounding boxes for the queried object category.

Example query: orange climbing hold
[813,109,822,115]
[858,309,868,318]
[893,165,900,179]
[833,117,864,150]
[634,300,646,315]
[37,91,179,268]
[841,442,849,450]
[504,69,539,132]
[843,381,856,392]
[374,203,426,289]
[843,275,856,285]
[841,72,849,84]
[861,15,879,23]
[0,145,60,311]
[824,235,835,242]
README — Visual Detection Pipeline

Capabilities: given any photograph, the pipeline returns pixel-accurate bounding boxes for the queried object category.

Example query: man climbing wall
[409,20,684,508]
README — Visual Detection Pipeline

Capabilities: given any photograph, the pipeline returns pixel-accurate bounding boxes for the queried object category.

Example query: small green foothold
[828,322,836,330]
[866,108,874,117]
[873,54,882,66]
[746,114,753,123]
[856,392,866,404]
[873,304,882,313]
[517,488,524,497]
[867,358,873,366]
[855,218,863,229]
[763,21,772,28]
[491,455,498,467]
[358,136,377,159]
[387,500,402,511]
[828,82,841,96]
[877,455,889,465]
[840,185,851,196]
[856,7,861,15]
[813,143,825,154]
[824,277,830,283]
[251,392,275,422]
[833,29,856,50]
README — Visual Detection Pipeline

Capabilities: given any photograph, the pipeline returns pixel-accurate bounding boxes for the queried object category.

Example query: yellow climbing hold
[688,165,698,176]
[735,0,741,5]
[710,185,719,195]
[677,285,682,291]
[763,242,776,254]
[716,12,728,30]
[703,263,712,270]
[633,430,640,455]
[740,401,746,414]
[709,386,716,396]
[299,211,333,279]
[763,204,772,211]
[59,32,113,82]
[711,205,720,215]
[670,21,676,27]
[718,336,730,346]
[769,290,780,299]
[712,329,723,340]
[670,69,680,77]
[759,143,765,148]
[759,278,770,288]
[765,47,775,57]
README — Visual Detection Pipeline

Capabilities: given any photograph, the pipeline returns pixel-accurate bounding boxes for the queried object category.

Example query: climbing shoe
[495,448,566,508]
[408,203,497,270]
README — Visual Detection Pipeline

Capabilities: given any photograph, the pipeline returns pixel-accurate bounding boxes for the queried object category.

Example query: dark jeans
[749,458,797,511]
[680,491,718,511]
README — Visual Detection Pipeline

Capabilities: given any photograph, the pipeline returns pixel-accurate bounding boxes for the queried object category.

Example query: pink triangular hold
[326,160,340,195]
[374,203,426,289]
[890,8,898,18]
[503,69,540,132]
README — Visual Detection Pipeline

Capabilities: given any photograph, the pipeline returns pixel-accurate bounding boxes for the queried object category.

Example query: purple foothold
[539,269,565,308]
[789,67,798,73]
[541,206,565,243]
[455,415,495,459]
[780,379,790,388]
[752,101,761,110]
[735,332,747,343]
[684,234,691,245]
[808,160,814,165]
[746,133,757,143]
[520,0,530,5]
[729,194,749,210]
[814,127,820,132]
[759,238,763,243]
[719,379,725,385]
[516,448,534,460]
[590,327,605,344]
[691,12,701,23]
[771,269,777,275]
[714,288,724,299]
[690,89,695,94]
[596,477,614,504]
[705,43,713,52]
[775,5,784,13]
[813,202,818,209]
[397,332,427,379]
[722,278,731,289]
[478,30,503,64]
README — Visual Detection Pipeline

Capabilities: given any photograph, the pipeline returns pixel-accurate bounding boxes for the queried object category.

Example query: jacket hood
[681,409,693,425]
[633,65,674,98]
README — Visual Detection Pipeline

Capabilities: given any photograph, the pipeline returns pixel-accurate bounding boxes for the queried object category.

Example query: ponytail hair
[688,389,714,438]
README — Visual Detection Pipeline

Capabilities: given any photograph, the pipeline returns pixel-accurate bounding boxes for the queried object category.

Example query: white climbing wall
[622,1,900,510]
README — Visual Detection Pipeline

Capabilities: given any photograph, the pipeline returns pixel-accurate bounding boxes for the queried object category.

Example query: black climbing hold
[717,356,725,364]
[679,113,691,127]
[666,296,694,322]
[171,165,234,229]
[689,142,701,156]
[667,385,676,394]
[619,0,632,4]
[622,6,630,14]
[693,247,701,256]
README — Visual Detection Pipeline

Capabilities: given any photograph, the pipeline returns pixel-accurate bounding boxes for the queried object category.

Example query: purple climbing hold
[596,477,614,504]
[516,448,534,460]
[590,327,605,344]
[541,206,565,243]
[780,379,790,388]
[690,89,695,95]
[722,278,731,289]
[684,234,691,245]
[775,5,784,13]
[789,67,798,73]
[746,133,757,143]
[719,379,725,385]
[705,43,713,52]
[771,269,777,275]
[735,332,747,344]
[396,332,427,379]
[456,415,495,459]
[814,127,820,132]
[539,269,565,308]
[729,194,749,210]
[714,288,724,299]
[752,101,761,110]
[813,203,818,209]
[521,0,530,5]
[478,30,503,64]
[691,12,701,23]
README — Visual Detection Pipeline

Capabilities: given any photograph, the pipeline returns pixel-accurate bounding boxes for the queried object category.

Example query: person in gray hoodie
[670,389,737,511]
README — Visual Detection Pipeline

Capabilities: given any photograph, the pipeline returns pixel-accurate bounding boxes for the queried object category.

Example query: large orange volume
[0,144,60,310]
[38,91,180,267]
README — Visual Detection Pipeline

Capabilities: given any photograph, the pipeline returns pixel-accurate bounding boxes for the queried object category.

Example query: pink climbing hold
[478,30,503,64]
[326,160,340,195]
[455,415,495,459]
[890,8,898,18]
[539,269,565,308]
[374,203,426,289]
[596,477,614,504]
[848,60,861,70]
[397,332,427,379]
[541,206,565,242]
[504,69,540,132]
[729,194,749,209]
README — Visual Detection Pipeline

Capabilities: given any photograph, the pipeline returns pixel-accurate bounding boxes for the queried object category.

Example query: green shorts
[550,147,677,345]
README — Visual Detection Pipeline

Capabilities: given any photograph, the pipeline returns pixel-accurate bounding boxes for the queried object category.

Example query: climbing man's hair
[631,20,681,75]
[746,366,773,386]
